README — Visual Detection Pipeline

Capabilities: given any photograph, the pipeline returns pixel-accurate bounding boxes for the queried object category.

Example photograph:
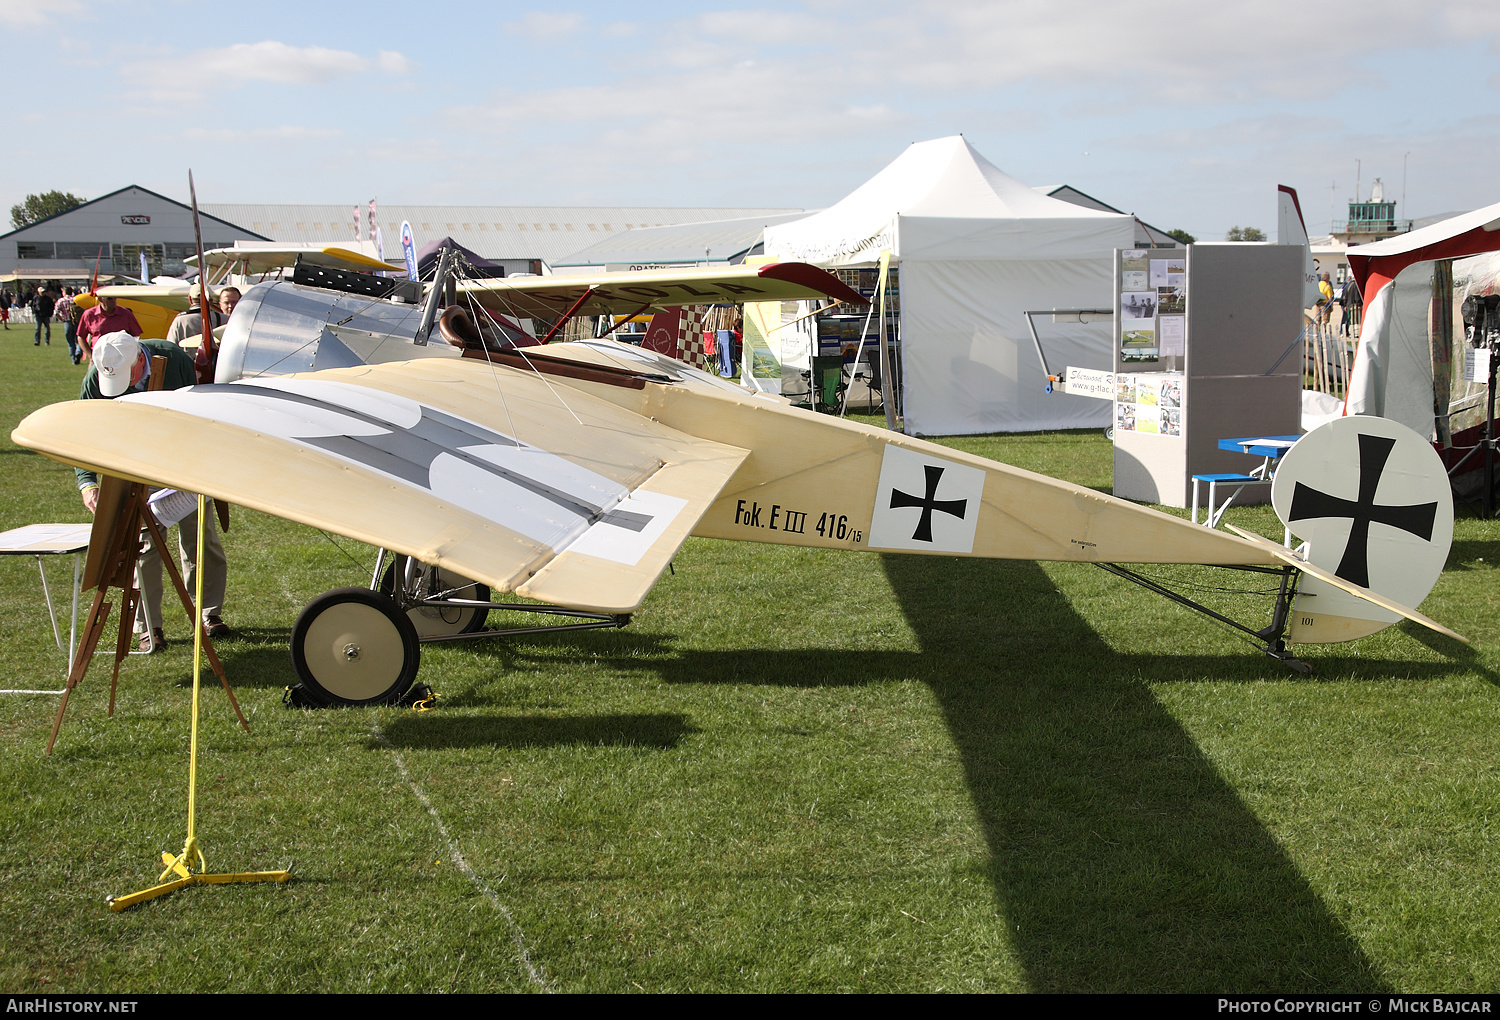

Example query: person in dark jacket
[1339,277,1363,338]
[31,285,55,346]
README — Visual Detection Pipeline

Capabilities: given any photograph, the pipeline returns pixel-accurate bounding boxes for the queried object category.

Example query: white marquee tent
[763,136,1135,435]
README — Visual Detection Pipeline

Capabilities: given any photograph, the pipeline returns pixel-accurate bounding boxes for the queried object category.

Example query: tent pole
[876,251,896,431]
[839,293,879,417]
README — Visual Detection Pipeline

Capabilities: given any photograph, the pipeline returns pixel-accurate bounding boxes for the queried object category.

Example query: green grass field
[0,336,1496,993]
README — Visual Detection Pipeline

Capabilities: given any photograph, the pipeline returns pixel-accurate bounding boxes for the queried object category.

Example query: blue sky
[4,0,1496,240]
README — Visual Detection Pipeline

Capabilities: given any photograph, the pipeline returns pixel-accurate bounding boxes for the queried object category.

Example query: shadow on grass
[875,553,1388,993]
[1390,620,1500,686]
[213,631,298,689]
[376,711,695,750]
[501,566,1445,990]
[1446,539,1500,570]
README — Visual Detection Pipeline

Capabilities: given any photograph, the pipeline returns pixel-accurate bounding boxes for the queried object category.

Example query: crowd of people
[15,277,245,654]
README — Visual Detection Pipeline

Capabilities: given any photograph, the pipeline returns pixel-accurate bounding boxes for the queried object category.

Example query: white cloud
[0,0,84,28]
[415,1,1500,228]
[377,50,413,74]
[126,40,414,88]
[690,9,825,45]
[505,12,585,38]
[895,0,1500,99]
[562,1,1500,105]
[182,125,342,144]
[452,0,1500,156]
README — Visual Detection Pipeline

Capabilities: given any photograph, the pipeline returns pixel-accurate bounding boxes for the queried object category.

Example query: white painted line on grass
[373,723,553,993]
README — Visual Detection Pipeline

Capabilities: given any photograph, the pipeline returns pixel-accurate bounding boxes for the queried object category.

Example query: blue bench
[1191,472,1271,528]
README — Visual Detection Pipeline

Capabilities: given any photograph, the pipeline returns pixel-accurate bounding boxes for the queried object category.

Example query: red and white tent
[1345,201,1500,435]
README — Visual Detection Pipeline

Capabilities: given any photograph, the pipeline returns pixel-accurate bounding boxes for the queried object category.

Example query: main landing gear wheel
[290,588,420,706]
[379,559,491,639]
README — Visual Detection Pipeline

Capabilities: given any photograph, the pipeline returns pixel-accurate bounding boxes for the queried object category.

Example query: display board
[1111,243,1304,507]
[1118,249,1188,364]
[741,299,814,398]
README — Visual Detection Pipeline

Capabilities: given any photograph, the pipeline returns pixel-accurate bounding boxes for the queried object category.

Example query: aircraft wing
[94,283,192,313]
[459,262,867,319]
[1226,525,1468,643]
[187,243,399,276]
[12,360,748,614]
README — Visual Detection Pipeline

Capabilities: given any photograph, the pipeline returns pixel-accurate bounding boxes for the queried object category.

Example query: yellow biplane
[12,255,1464,706]
[74,242,402,341]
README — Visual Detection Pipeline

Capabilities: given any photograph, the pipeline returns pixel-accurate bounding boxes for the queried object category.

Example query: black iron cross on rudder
[890,465,968,542]
[1287,432,1437,587]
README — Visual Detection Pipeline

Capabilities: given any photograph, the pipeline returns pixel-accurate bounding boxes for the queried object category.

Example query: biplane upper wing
[459,262,867,319]
[186,243,398,276]
[92,283,192,313]
[12,359,748,614]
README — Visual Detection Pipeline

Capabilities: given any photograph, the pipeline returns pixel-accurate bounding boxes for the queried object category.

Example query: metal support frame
[371,548,630,644]
[35,550,84,669]
[1191,471,1273,529]
[1023,309,1113,393]
[1446,294,1500,518]
[596,303,653,341]
[107,496,289,912]
[413,247,455,347]
[1095,562,1309,673]
[410,601,629,643]
[540,287,596,344]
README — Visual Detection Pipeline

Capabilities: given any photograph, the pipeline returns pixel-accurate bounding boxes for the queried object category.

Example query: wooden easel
[46,357,248,754]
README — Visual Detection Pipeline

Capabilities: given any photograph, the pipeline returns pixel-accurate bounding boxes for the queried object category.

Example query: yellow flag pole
[107,495,289,911]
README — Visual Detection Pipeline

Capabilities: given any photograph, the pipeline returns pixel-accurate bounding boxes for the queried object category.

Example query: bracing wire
[451,259,588,428]
[455,272,523,442]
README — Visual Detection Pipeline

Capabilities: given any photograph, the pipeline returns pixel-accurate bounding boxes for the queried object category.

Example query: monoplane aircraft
[12,254,1464,707]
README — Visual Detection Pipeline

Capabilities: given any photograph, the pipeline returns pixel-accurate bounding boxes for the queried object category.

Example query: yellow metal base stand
[108,495,291,912]
[107,845,291,912]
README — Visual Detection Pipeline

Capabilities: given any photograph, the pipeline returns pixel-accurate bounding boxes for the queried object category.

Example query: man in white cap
[77,331,230,653]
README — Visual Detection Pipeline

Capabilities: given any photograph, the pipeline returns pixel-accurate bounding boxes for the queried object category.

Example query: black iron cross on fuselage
[890,464,968,542]
[1287,432,1437,587]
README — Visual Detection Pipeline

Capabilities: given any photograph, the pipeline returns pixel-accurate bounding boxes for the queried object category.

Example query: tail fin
[1255,415,1462,646]
[1277,185,1322,306]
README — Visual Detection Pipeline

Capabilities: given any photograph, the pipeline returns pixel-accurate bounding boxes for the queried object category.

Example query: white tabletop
[0,524,94,554]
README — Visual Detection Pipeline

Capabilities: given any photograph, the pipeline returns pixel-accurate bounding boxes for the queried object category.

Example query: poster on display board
[1158,314,1185,356]
[741,300,784,394]
[740,300,814,398]
[1113,373,1183,437]
[1118,249,1188,364]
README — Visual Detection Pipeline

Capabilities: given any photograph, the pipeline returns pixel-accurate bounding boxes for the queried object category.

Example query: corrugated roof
[199,204,802,264]
[1034,185,1183,248]
[552,212,812,267]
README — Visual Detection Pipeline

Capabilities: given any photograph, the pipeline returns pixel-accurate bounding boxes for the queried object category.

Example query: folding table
[0,523,94,681]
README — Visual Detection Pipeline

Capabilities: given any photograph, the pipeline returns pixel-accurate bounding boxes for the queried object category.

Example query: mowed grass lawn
[0,335,1497,993]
